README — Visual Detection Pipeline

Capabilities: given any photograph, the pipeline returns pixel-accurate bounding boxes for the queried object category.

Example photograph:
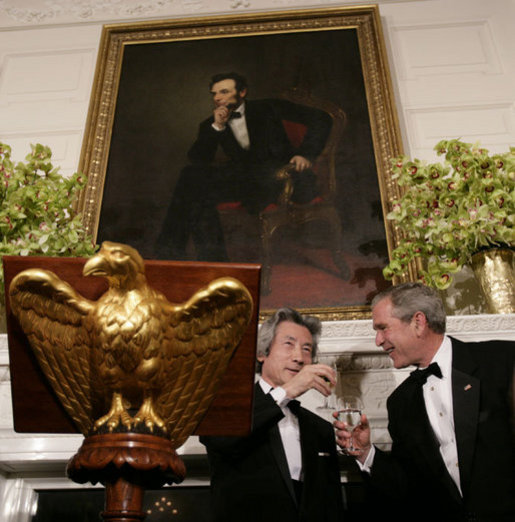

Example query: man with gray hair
[335,282,515,522]
[201,307,344,521]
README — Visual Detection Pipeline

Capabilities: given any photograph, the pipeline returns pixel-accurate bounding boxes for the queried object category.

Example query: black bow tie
[229,111,242,119]
[287,399,301,415]
[410,362,442,385]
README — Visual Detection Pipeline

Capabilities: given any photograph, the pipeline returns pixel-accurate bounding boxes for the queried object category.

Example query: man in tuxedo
[155,72,332,261]
[200,307,344,521]
[335,282,515,522]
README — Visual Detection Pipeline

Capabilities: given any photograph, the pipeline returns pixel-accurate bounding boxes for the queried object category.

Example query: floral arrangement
[383,139,514,289]
[0,142,97,302]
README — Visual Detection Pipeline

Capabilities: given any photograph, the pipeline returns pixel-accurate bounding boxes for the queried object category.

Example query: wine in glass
[337,396,363,452]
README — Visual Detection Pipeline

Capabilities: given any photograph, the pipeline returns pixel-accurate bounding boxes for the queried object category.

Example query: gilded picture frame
[78,5,406,320]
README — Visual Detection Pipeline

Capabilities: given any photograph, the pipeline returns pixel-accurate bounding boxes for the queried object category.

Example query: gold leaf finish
[471,248,515,314]
[9,241,253,446]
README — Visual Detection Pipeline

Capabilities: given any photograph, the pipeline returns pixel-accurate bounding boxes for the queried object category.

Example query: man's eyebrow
[373,322,386,330]
[281,334,312,345]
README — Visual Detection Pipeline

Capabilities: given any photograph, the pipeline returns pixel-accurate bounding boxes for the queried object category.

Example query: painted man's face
[210,79,247,110]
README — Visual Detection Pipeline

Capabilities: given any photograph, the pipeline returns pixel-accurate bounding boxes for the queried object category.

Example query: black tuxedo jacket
[187,98,332,167]
[200,383,344,522]
[368,337,515,522]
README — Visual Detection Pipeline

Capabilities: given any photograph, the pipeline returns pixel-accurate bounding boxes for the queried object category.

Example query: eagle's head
[83,241,145,288]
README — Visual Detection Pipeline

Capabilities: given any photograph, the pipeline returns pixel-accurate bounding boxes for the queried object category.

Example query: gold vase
[470,248,515,314]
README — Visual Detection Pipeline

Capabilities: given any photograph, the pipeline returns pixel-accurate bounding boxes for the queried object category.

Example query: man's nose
[291,343,303,362]
[375,331,383,347]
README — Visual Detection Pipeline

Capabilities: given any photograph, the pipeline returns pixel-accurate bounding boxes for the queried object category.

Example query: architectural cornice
[0,0,404,28]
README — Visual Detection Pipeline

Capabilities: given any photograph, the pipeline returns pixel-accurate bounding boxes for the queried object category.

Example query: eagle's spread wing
[9,268,98,434]
[157,277,253,447]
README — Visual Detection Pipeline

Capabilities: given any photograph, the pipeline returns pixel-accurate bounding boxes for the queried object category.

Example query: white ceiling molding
[0,0,182,26]
[0,1,423,28]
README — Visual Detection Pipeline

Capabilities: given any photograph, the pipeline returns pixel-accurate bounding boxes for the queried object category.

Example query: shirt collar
[234,101,245,116]
[430,335,453,379]
[259,377,272,394]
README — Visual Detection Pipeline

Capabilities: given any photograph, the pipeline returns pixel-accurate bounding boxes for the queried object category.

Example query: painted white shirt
[212,102,250,150]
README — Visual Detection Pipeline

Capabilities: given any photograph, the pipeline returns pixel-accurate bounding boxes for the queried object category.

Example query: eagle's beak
[83,253,108,277]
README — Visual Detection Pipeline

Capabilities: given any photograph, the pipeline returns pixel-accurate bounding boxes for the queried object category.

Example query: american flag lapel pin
[464,384,472,391]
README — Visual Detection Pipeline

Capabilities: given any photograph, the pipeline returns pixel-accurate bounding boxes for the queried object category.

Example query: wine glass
[316,358,338,421]
[337,396,364,452]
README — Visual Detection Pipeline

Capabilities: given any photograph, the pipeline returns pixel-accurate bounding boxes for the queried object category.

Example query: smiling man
[334,282,515,522]
[201,307,344,522]
[155,72,332,261]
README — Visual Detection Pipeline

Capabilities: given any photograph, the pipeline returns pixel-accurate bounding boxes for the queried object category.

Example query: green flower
[0,142,97,303]
[384,140,514,289]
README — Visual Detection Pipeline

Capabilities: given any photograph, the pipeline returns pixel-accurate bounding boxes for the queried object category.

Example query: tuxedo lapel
[243,100,276,157]
[243,100,262,144]
[451,339,480,496]
[401,377,463,502]
[252,384,297,504]
[234,100,293,164]
[297,408,315,501]
[269,423,297,505]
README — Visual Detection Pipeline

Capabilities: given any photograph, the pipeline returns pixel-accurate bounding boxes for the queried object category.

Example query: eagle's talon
[133,397,167,433]
[94,392,133,432]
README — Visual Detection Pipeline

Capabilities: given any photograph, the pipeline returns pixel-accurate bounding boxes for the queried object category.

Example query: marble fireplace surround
[0,313,514,520]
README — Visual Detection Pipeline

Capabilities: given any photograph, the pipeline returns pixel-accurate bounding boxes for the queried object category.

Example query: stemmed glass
[337,396,364,452]
[316,358,338,421]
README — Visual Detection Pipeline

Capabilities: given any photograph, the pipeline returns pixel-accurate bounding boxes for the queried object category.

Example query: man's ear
[412,311,428,334]
[239,88,248,99]
[257,355,265,363]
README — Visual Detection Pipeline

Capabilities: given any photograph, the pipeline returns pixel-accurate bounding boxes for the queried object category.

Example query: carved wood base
[66,433,186,522]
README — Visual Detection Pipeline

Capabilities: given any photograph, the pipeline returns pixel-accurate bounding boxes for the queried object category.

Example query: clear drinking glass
[337,396,363,452]
[316,358,338,421]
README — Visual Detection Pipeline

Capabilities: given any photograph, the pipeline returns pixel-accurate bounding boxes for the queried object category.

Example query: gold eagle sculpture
[9,241,253,447]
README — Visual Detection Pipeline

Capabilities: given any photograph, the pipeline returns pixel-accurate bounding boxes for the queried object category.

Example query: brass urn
[470,248,515,314]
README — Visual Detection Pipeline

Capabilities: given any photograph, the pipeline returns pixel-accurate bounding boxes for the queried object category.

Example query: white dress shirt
[259,378,303,481]
[423,335,462,494]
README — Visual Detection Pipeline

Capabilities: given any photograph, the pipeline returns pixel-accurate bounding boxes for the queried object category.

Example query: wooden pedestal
[67,433,186,522]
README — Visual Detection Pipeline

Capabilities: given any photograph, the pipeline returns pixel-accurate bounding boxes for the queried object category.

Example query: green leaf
[383,139,514,288]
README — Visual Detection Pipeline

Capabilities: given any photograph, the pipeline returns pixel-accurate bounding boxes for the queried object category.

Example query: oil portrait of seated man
[155,71,332,263]
[95,24,391,312]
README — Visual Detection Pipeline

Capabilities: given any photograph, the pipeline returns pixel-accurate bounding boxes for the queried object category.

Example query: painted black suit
[155,98,332,261]
[200,383,344,522]
[367,337,515,522]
